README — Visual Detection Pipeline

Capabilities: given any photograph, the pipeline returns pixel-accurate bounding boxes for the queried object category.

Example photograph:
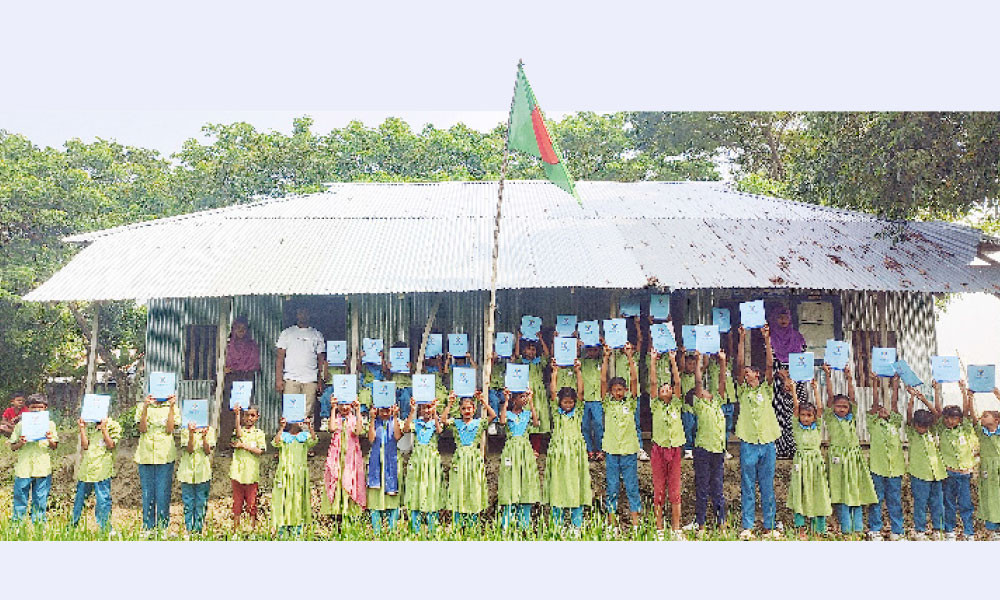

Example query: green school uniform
[906,425,946,482]
[650,396,685,449]
[735,383,780,444]
[176,426,217,484]
[498,410,541,505]
[326,365,347,384]
[9,422,59,479]
[936,418,978,472]
[693,394,726,454]
[404,419,445,513]
[134,402,180,464]
[788,424,832,517]
[544,406,592,508]
[579,357,602,403]
[271,434,318,528]
[602,394,639,455]
[824,404,876,505]
[523,355,551,434]
[679,372,697,414]
[866,412,906,478]
[78,420,123,483]
[230,427,267,485]
[706,360,737,401]
[490,360,507,390]
[976,426,1000,523]
[446,418,489,513]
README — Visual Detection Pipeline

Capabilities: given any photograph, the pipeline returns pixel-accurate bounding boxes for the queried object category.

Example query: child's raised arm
[890,375,900,414]
[354,402,365,435]
[478,390,497,422]
[822,364,836,409]
[274,417,287,445]
[626,343,639,397]
[234,405,244,439]
[550,364,561,402]
[669,350,682,399]
[499,389,510,425]
[527,391,539,427]
[932,380,943,416]
[869,369,881,415]
[393,406,404,440]
[906,387,917,424]
[960,380,974,420]
[717,350,728,396]
[367,406,377,442]
[600,345,611,398]
[762,324,774,384]
[844,365,855,403]
[911,386,938,416]
[538,336,551,359]
[574,358,584,401]
[810,379,821,416]
[649,350,660,391]
[693,350,704,397]
[466,353,479,371]
[736,326,747,383]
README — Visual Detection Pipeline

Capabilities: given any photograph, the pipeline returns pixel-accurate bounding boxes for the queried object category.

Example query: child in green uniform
[866,374,906,541]
[822,364,876,536]
[178,421,217,535]
[230,405,266,529]
[648,348,684,537]
[498,388,541,530]
[905,386,947,540]
[443,350,479,421]
[9,394,58,524]
[72,415,122,532]
[691,351,729,534]
[601,344,641,530]
[580,343,605,461]
[514,336,551,457]
[489,351,510,434]
[367,404,403,535]
[782,371,830,538]
[136,394,179,533]
[444,391,497,527]
[546,361,591,533]
[936,380,978,540]
[271,416,317,535]
[403,397,446,534]
[976,392,1000,540]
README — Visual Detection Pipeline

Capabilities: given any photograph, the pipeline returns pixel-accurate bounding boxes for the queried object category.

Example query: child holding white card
[444,349,480,420]
[601,344,642,530]
[580,341,605,461]
[498,388,541,531]
[977,391,1000,540]
[648,348,684,537]
[230,405,266,530]
[9,394,58,524]
[691,351,729,534]
[781,370,830,538]
[178,421,217,535]
[546,362,591,533]
[135,394,179,534]
[271,416,317,535]
[445,391,497,527]
[72,414,122,532]
[936,379,977,540]
[822,364,876,536]
[387,341,414,421]
[367,403,403,534]
[404,397,446,534]
[489,351,510,432]
[514,336,551,457]
[322,400,366,519]
[906,385,946,540]
[866,374,906,540]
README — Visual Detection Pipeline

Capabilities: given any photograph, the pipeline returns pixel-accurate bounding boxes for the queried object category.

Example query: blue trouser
[319,387,333,419]
[371,508,400,534]
[722,403,735,439]
[551,506,584,528]
[12,476,51,523]
[835,504,864,533]
[986,521,1000,531]
[489,389,503,421]
[501,503,533,530]
[72,478,112,529]
[793,513,827,533]
[139,462,174,530]
[943,471,975,536]
[605,452,641,513]
[397,387,413,420]
[911,476,944,532]
[682,412,697,452]
[582,401,604,453]
[181,481,209,533]
[740,441,776,530]
[869,474,904,535]
[410,510,439,534]
[694,448,725,527]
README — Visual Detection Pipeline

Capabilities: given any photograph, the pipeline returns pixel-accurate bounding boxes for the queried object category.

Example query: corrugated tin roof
[25,181,1000,301]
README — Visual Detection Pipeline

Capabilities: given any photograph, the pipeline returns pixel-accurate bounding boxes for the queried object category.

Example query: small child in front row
[976,389,1000,540]
[271,416,317,535]
[691,350,729,534]
[9,394,58,524]
[72,415,122,532]
[367,403,403,534]
[782,370,830,538]
[498,388,541,530]
[866,374,906,541]
[445,391,497,527]
[178,420,217,535]
[823,365,876,536]
[906,386,947,540]
[935,379,977,541]
[648,348,683,537]
[546,362,592,532]
[230,405,266,530]
[404,397,446,534]
[601,344,641,529]
[323,400,366,519]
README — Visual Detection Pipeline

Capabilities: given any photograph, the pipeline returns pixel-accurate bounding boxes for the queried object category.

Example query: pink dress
[323,413,366,511]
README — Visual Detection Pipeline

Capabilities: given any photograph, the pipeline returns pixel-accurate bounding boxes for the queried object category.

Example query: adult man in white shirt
[275,307,326,410]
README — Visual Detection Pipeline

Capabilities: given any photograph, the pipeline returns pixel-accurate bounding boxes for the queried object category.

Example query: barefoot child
[866,374,906,540]
[403,397,446,534]
[937,379,977,540]
[977,390,1000,540]
[782,370,830,538]
[445,391,497,527]
[906,385,946,540]
[498,388,541,530]
[367,404,403,534]
[691,351,729,534]
[546,361,592,532]
[178,421,217,535]
[230,405,266,529]
[601,344,641,530]
[648,349,683,537]
[322,400,366,519]
[9,394,58,524]
[72,416,122,532]
[823,364,876,536]
[271,416,317,535]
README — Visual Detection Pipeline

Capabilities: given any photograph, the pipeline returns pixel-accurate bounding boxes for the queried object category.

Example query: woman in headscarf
[221,316,261,455]
[767,303,807,460]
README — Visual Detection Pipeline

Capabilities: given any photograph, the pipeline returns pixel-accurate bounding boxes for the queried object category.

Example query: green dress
[787,424,832,517]
[447,418,489,514]
[544,406,592,508]
[271,434,318,528]
[498,410,542,505]
[977,427,1000,523]
[367,456,403,511]
[404,418,445,513]
[521,355,551,435]
[824,404,877,506]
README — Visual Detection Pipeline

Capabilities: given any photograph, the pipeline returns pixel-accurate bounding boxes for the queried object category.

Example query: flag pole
[482,60,521,456]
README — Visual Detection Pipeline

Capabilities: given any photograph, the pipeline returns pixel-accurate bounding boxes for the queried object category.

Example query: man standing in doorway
[276,306,326,434]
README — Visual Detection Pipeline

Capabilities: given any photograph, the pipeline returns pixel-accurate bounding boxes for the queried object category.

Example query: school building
[25,181,1000,434]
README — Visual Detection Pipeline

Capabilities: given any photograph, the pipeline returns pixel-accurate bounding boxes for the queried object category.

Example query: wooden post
[211,297,232,431]
[416,297,441,373]
[350,295,360,372]
[84,302,100,395]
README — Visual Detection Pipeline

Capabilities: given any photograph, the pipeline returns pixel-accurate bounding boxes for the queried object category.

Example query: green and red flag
[507,63,579,202]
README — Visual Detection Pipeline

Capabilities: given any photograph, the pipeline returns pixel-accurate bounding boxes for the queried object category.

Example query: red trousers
[232,480,259,523]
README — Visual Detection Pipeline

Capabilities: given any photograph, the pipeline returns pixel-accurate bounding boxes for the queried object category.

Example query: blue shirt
[505,410,532,437]
[454,418,482,446]
[414,418,436,445]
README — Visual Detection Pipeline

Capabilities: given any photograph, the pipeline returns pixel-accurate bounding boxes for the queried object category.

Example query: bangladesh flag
[507,63,579,201]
